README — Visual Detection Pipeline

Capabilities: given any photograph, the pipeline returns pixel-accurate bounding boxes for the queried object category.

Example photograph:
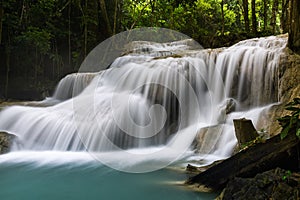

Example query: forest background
[0,0,296,100]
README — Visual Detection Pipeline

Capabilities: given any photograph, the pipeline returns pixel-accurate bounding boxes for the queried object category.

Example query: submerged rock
[218,168,300,200]
[0,132,15,154]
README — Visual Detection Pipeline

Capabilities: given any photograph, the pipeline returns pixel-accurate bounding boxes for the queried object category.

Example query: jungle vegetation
[0,0,298,99]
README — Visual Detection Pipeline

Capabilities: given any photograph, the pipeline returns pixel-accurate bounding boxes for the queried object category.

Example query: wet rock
[217,98,236,123]
[186,164,202,173]
[194,125,224,154]
[220,168,300,200]
[225,98,236,114]
[0,132,15,154]
[278,49,300,103]
[187,133,300,190]
[186,160,224,174]
[265,49,300,137]
[233,118,259,148]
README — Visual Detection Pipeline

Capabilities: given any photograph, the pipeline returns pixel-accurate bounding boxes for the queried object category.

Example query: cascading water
[0,35,287,169]
[52,72,98,101]
[0,32,288,199]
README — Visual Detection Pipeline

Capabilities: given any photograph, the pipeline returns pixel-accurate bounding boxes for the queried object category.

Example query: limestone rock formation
[263,49,300,137]
[0,131,15,154]
[279,49,300,103]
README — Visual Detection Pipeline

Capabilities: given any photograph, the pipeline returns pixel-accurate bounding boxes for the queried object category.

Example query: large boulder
[193,125,224,154]
[233,118,259,148]
[0,131,15,154]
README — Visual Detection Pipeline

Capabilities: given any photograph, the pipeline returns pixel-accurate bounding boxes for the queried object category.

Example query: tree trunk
[242,0,250,32]
[280,0,289,33]
[221,0,225,35]
[0,1,3,44]
[55,43,60,79]
[271,0,279,34]
[129,1,151,30]
[99,0,112,36]
[68,0,72,68]
[149,0,156,26]
[35,47,38,84]
[251,0,257,34]
[263,0,268,31]
[5,38,10,98]
[113,0,118,35]
[288,0,300,53]
[118,0,123,31]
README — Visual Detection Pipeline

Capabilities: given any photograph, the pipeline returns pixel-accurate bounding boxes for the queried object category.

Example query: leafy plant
[278,98,300,140]
[282,170,292,181]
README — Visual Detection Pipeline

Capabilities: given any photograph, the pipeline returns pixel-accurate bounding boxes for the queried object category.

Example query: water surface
[0,152,217,200]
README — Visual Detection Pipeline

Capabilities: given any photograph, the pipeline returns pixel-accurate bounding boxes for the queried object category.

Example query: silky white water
[0,34,287,199]
[0,35,286,152]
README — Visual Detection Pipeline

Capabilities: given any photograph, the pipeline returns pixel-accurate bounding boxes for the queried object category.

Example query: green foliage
[121,0,238,44]
[278,98,300,140]
[282,170,292,181]
[17,27,52,54]
[0,0,293,99]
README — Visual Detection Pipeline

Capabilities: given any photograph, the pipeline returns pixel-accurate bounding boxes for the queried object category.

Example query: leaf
[286,98,300,107]
[277,116,291,126]
[285,106,299,112]
[280,126,290,140]
[294,98,300,104]
[296,128,300,139]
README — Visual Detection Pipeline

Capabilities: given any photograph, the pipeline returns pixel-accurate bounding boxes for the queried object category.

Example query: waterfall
[52,72,98,101]
[0,35,287,167]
